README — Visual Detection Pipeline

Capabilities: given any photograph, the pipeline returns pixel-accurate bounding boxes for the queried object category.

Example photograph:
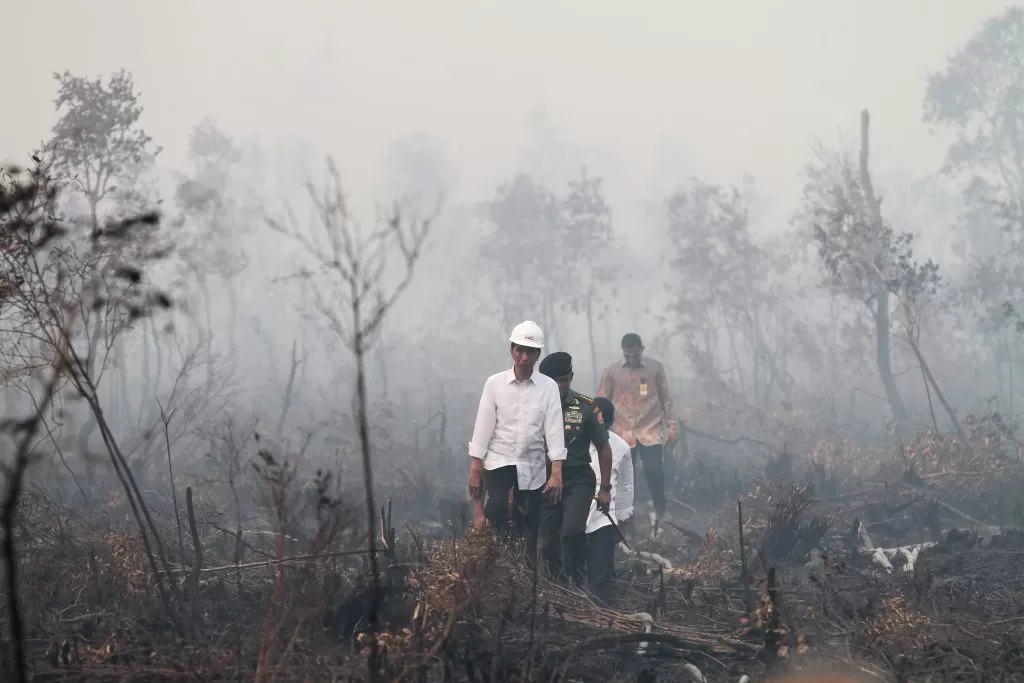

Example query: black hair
[621,333,642,348]
[510,342,541,355]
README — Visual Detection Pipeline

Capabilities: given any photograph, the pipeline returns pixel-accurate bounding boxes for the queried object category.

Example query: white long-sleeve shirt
[468,368,567,491]
[586,430,634,534]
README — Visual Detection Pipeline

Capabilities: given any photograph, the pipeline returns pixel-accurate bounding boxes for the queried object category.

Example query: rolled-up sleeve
[468,378,496,460]
[543,384,567,462]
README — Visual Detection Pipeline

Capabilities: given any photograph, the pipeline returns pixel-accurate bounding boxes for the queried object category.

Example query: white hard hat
[509,320,545,349]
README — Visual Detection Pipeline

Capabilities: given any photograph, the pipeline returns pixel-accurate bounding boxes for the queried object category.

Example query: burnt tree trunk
[860,110,909,428]
[873,291,908,426]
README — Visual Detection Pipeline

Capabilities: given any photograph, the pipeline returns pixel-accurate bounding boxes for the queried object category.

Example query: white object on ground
[861,542,937,574]
[623,612,654,655]
[682,663,706,682]
[618,542,674,570]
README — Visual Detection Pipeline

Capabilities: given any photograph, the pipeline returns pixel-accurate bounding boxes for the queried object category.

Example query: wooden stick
[738,498,752,616]
[168,548,374,574]
[186,486,203,637]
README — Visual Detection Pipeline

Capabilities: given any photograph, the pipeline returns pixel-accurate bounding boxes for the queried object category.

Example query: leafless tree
[0,149,179,682]
[268,156,434,680]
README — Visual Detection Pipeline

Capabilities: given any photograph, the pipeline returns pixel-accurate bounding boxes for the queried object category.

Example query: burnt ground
[5,425,1024,682]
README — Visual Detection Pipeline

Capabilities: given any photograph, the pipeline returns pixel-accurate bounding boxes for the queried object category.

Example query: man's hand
[596,488,612,513]
[468,461,484,501]
[543,464,563,502]
[472,498,486,527]
[667,421,679,444]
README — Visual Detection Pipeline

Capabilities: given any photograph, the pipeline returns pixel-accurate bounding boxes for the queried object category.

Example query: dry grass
[7,420,1024,681]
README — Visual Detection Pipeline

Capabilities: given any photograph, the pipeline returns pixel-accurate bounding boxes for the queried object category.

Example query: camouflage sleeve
[586,402,609,449]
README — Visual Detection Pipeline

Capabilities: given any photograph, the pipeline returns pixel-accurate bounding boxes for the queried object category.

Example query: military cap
[539,351,573,378]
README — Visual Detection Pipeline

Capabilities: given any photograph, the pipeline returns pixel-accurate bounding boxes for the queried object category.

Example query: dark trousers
[539,464,596,586]
[632,443,666,515]
[587,524,617,605]
[483,465,542,565]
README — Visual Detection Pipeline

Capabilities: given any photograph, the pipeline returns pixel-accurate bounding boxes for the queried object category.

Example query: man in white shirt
[467,321,567,563]
[586,396,634,605]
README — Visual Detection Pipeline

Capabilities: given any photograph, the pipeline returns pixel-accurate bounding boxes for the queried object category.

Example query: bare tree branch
[267,155,434,681]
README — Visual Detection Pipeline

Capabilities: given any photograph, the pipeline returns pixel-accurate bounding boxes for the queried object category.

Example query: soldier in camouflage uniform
[538,352,613,587]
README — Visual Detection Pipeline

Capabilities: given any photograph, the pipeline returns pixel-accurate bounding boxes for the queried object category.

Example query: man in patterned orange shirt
[596,333,678,534]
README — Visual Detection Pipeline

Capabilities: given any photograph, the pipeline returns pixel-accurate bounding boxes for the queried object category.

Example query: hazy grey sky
[3,1,1016,216]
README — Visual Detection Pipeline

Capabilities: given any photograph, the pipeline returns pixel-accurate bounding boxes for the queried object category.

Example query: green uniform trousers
[539,464,596,586]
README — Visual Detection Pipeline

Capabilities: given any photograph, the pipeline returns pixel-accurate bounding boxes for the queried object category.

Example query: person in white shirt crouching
[586,396,634,605]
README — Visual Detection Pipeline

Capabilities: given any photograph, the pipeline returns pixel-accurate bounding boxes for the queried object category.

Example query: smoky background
[1,2,1023,681]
